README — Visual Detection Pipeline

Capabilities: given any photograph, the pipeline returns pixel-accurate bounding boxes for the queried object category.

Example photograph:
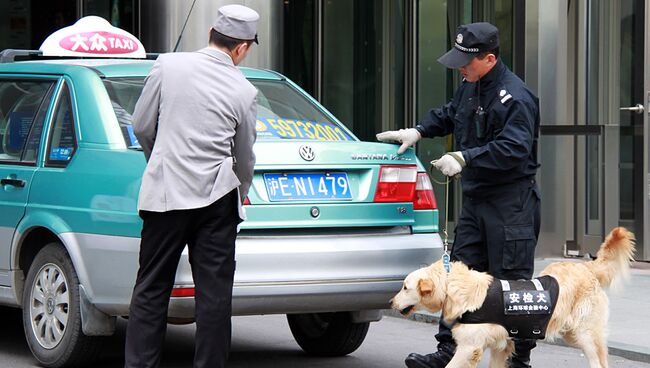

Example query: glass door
[320,0,407,142]
[618,0,646,256]
[80,0,137,34]
[643,0,650,260]
[578,0,647,259]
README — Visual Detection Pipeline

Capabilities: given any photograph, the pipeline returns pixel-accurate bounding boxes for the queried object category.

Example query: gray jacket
[133,47,257,219]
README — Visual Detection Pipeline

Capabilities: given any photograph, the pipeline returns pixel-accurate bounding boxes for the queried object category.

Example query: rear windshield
[104,78,355,148]
[253,80,354,141]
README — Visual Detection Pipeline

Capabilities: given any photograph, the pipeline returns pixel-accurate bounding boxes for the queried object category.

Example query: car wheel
[22,243,102,367]
[287,312,369,356]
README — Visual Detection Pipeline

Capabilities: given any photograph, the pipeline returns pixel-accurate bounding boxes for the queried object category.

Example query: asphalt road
[2,306,649,368]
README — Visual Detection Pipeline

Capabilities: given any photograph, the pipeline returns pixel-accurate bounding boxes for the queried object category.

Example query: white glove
[376,128,421,154]
[431,152,465,177]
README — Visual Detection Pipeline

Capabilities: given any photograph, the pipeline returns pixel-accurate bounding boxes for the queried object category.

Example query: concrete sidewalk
[386,258,650,363]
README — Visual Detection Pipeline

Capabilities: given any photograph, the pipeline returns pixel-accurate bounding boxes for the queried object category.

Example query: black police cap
[437,22,499,69]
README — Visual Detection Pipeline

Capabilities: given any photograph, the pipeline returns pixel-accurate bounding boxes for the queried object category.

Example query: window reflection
[82,0,136,33]
[321,0,406,142]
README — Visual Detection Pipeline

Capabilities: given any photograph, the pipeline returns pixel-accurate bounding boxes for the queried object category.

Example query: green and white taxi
[0,17,442,367]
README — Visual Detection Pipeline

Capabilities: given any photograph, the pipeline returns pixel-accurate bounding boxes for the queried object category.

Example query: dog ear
[418,279,434,296]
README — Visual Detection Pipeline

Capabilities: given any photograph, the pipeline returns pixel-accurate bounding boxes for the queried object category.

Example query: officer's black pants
[124,190,239,368]
[435,178,541,358]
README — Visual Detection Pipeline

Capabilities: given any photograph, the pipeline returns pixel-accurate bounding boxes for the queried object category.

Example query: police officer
[377,22,540,368]
[124,4,259,368]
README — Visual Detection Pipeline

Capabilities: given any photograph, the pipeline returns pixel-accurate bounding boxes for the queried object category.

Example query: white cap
[212,4,259,44]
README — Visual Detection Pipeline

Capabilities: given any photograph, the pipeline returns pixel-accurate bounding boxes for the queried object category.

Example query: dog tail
[585,227,636,288]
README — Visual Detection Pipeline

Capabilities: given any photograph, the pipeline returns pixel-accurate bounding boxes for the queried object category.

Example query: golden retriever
[391,227,635,368]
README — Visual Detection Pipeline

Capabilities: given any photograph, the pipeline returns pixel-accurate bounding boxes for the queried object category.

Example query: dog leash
[428,163,454,273]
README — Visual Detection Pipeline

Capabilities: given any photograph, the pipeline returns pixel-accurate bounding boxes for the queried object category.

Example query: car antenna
[173,0,198,52]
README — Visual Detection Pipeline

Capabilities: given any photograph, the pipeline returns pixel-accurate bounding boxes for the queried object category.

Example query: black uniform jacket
[416,60,540,196]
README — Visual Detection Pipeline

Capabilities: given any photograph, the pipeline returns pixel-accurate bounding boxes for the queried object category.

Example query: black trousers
[124,190,239,368]
[436,178,541,357]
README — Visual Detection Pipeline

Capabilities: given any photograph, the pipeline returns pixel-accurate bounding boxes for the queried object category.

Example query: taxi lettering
[60,31,139,54]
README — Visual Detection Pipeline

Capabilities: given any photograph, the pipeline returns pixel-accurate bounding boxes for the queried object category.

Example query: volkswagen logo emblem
[299,145,315,161]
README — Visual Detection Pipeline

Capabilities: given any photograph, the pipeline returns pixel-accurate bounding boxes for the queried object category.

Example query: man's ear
[237,42,249,56]
[418,279,433,296]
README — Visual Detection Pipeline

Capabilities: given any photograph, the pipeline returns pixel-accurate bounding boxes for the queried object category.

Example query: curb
[383,310,650,364]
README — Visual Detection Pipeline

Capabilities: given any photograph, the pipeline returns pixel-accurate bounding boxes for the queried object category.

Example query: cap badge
[456,33,463,44]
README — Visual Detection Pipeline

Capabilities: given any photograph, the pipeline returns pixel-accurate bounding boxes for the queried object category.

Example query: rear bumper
[170,231,443,317]
[67,231,442,317]
[170,279,409,318]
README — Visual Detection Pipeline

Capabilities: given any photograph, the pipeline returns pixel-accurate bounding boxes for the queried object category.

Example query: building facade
[2,0,648,260]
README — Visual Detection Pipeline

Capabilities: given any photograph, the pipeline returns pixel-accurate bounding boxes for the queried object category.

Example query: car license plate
[263,172,353,201]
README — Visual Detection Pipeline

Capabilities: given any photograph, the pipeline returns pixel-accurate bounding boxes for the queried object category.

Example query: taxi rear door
[0,76,57,285]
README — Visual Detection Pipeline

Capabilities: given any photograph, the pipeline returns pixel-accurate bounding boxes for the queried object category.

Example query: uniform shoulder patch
[499,88,513,104]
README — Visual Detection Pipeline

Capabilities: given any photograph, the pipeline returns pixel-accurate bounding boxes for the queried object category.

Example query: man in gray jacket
[124,4,259,368]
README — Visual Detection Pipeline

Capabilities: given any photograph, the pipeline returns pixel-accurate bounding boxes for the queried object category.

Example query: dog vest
[458,275,559,339]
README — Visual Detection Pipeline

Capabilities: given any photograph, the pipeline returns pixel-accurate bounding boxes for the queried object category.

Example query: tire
[22,243,102,367]
[287,312,370,356]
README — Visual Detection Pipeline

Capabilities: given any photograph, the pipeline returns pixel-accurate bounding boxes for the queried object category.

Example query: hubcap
[29,263,69,349]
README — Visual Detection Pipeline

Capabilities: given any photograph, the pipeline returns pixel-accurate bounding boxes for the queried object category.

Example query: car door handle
[1,178,26,187]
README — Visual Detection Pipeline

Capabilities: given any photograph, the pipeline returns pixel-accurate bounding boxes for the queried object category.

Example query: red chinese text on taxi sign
[59,31,139,54]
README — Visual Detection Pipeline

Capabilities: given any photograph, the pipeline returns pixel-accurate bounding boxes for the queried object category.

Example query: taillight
[413,173,437,210]
[170,287,195,297]
[373,165,417,202]
[243,197,251,205]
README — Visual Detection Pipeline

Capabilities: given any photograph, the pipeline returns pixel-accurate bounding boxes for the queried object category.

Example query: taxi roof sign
[39,16,146,58]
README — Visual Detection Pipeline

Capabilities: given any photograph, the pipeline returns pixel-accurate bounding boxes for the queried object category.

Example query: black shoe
[404,345,455,368]
[509,338,534,368]
[507,355,532,368]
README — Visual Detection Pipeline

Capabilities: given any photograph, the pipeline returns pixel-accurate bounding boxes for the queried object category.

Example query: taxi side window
[22,84,56,163]
[46,83,77,167]
[0,80,55,164]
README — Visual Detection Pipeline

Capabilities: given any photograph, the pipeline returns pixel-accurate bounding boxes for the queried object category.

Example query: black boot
[508,339,534,368]
[404,342,456,368]
[507,355,531,368]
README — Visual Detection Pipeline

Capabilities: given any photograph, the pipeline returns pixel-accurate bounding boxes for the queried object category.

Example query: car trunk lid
[243,141,422,229]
